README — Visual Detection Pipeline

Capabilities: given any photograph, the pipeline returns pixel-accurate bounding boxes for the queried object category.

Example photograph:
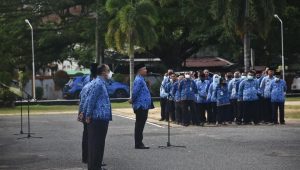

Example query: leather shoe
[135,145,150,149]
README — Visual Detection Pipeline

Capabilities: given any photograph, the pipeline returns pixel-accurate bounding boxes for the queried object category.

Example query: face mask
[170,79,173,83]
[247,75,253,80]
[215,78,220,84]
[185,75,190,79]
[241,76,246,79]
[275,77,280,81]
[108,71,113,79]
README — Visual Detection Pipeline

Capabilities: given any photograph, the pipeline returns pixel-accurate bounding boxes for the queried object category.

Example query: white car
[291,76,300,92]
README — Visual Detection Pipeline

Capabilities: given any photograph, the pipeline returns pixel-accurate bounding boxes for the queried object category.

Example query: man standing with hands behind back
[129,63,154,149]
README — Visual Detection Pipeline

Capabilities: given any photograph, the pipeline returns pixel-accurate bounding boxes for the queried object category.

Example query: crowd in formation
[159,68,287,126]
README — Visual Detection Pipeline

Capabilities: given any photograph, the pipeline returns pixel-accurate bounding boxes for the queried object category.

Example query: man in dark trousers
[85,64,113,170]
[130,63,154,149]
[78,63,98,164]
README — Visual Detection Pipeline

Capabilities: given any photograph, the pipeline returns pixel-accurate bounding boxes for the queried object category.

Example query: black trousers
[160,98,167,120]
[243,101,259,124]
[197,103,209,123]
[166,100,175,121]
[262,98,272,122]
[272,102,285,123]
[181,100,196,124]
[230,99,238,122]
[237,101,244,123]
[175,101,183,124]
[216,105,230,124]
[88,120,109,170]
[134,109,148,146]
[82,122,88,163]
[257,97,264,122]
[207,102,217,123]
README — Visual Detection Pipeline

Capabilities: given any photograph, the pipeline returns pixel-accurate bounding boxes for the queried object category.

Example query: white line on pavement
[113,114,164,128]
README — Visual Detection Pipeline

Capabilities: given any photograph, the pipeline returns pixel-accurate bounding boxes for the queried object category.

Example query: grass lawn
[286,97,300,101]
[0,101,298,119]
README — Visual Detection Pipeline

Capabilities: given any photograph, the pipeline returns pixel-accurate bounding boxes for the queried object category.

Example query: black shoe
[135,145,150,149]
[159,118,165,121]
[102,163,107,166]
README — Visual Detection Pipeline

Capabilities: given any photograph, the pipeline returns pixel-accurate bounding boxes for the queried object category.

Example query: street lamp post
[25,19,36,100]
[274,14,285,81]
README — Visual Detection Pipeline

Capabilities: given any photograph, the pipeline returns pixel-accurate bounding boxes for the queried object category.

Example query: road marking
[113,114,164,128]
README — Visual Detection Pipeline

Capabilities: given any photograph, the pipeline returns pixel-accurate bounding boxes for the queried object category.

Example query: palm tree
[209,0,275,72]
[105,0,158,98]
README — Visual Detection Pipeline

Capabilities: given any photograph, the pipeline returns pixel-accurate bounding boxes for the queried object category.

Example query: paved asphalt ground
[0,113,300,170]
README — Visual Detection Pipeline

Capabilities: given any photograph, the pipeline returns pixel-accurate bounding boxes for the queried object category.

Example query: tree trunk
[244,0,250,72]
[243,32,250,72]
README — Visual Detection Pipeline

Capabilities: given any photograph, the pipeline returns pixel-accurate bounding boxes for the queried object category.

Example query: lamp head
[274,14,278,18]
[25,19,30,23]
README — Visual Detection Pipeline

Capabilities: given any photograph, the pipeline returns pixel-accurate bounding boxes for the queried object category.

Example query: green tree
[209,0,276,72]
[105,0,158,97]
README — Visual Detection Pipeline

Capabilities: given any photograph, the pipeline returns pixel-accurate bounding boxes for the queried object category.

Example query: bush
[0,71,12,85]
[53,70,69,90]
[36,87,44,100]
[150,81,161,97]
[0,88,16,107]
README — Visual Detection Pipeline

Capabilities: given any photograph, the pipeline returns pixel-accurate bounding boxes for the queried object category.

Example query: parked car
[291,76,300,92]
[63,75,130,99]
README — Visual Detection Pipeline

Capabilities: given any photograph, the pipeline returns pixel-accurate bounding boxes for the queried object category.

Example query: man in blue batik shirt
[195,72,210,126]
[77,63,98,165]
[260,68,275,123]
[270,72,287,124]
[179,72,198,126]
[130,63,153,149]
[228,71,241,123]
[238,71,260,125]
[85,64,113,170]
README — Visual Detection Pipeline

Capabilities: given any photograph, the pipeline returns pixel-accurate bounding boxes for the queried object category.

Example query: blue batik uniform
[86,76,112,122]
[270,79,287,103]
[79,80,94,116]
[178,78,197,101]
[207,80,218,103]
[160,76,169,99]
[165,81,176,101]
[228,78,241,100]
[171,81,181,102]
[260,76,275,99]
[238,79,259,101]
[215,84,230,106]
[195,79,210,103]
[132,74,152,110]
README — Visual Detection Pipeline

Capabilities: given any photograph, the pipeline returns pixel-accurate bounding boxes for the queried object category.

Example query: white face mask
[185,74,190,79]
[170,79,173,83]
[241,76,246,79]
[247,75,254,80]
[275,77,280,81]
[108,71,113,79]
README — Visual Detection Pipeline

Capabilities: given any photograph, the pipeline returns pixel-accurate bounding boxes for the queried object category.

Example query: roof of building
[182,56,234,68]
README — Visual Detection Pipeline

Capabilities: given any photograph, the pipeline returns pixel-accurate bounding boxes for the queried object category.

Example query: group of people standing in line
[77,63,153,170]
[159,68,287,126]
